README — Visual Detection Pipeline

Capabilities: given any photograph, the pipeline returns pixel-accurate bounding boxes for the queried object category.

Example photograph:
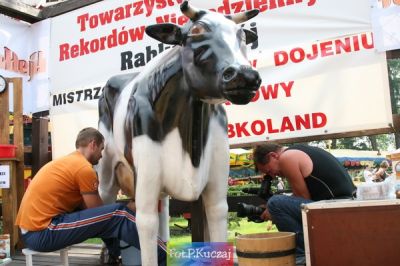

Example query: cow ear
[145,23,183,45]
[243,29,258,44]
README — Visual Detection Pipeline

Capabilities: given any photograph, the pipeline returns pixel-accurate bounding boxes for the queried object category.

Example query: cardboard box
[302,199,400,266]
[0,234,10,263]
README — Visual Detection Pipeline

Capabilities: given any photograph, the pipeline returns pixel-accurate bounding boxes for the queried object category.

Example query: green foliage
[227,183,260,196]
[84,215,279,246]
[388,59,400,114]
[169,215,276,246]
[228,212,241,228]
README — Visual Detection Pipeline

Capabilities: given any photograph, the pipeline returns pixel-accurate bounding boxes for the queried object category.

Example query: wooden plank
[40,0,103,18]
[169,196,265,216]
[190,197,205,242]
[387,49,400,59]
[1,161,18,256]
[0,80,9,143]
[31,117,49,176]
[11,78,24,252]
[230,127,394,148]
[0,0,42,23]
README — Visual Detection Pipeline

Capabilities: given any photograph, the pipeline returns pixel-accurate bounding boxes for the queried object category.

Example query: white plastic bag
[356,174,396,200]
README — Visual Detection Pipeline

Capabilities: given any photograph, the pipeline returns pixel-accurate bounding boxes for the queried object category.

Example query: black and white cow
[97,1,261,265]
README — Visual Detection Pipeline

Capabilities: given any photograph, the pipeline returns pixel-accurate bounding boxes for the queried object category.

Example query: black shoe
[100,247,121,265]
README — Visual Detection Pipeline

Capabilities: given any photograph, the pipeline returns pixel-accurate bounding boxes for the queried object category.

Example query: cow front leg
[158,195,170,242]
[135,184,161,265]
[202,185,229,242]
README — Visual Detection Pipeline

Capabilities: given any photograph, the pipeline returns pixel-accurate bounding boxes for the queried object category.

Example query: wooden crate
[302,199,400,266]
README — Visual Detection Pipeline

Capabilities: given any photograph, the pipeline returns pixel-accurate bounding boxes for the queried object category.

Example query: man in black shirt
[253,143,355,265]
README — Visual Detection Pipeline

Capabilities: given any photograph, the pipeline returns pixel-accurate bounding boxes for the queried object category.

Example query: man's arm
[81,193,104,209]
[279,150,312,199]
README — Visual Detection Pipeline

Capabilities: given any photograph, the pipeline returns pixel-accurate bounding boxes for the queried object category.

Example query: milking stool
[22,247,70,266]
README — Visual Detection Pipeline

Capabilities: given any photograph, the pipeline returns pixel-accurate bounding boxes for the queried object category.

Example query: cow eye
[189,22,209,36]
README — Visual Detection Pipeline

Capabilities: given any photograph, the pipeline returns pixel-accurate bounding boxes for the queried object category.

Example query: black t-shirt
[286,145,355,201]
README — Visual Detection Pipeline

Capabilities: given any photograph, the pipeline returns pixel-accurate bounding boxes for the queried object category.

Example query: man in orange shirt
[16,127,166,265]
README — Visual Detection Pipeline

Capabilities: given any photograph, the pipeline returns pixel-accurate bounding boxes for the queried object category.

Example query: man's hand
[127,200,136,212]
[81,193,103,209]
[260,208,271,221]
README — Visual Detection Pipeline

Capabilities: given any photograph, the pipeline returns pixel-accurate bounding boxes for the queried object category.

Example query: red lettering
[266,119,279,133]
[89,14,99,29]
[235,122,250,137]
[312,112,327,128]
[99,10,114,24]
[70,45,79,58]
[251,120,266,135]
[231,1,244,13]
[335,38,351,54]
[290,47,305,63]
[320,41,334,57]
[361,33,374,49]
[77,13,88,32]
[129,26,146,42]
[274,51,288,66]
[79,39,90,56]
[261,84,279,100]
[274,33,374,67]
[133,1,144,16]
[281,116,295,132]
[253,0,268,12]
[59,43,70,61]
[281,81,293,97]
[295,114,311,130]
[353,35,360,51]
[228,124,235,138]
[217,0,232,15]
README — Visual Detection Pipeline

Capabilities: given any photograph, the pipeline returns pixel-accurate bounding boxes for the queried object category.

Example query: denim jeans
[21,203,166,265]
[267,194,313,257]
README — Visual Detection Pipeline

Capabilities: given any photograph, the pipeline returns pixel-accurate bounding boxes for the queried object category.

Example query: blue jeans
[267,194,313,257]
[21,203,166,265]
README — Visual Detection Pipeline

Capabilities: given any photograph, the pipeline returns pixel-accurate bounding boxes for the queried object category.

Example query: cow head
[145,1,261,105]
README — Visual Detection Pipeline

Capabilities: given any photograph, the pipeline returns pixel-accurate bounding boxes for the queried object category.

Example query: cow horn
[180,1,199,20]
[231,9,260,24]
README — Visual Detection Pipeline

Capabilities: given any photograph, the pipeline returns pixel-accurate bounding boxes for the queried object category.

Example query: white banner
[370,0,400,52]
[49,0,392,158]
[0,15,50,113]
[0,165,10,189]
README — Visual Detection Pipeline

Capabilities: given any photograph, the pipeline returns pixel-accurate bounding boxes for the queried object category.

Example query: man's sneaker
[296,255,306,266]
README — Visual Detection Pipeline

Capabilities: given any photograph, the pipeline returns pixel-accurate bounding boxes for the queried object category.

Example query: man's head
[75,127,104,165]
[380,160,389,169]
[253,143,283,177]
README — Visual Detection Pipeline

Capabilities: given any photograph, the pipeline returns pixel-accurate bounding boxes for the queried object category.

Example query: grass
[169,215,277,245]
[84,214,275,245]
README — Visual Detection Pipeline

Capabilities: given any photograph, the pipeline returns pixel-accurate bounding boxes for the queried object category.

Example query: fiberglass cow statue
[97,1,261,265]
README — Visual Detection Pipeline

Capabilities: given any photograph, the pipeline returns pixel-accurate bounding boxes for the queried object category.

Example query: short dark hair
[253,143,282,166]
[75,127,104,149]
[380,160,389,168]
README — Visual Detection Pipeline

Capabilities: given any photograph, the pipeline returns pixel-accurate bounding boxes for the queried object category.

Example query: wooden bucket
[236,232,296,266]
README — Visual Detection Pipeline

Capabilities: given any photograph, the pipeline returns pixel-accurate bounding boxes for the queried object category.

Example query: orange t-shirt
[15,151,99,231]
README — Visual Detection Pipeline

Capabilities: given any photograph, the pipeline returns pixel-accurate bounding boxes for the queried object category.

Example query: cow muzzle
[221,65,261,105]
